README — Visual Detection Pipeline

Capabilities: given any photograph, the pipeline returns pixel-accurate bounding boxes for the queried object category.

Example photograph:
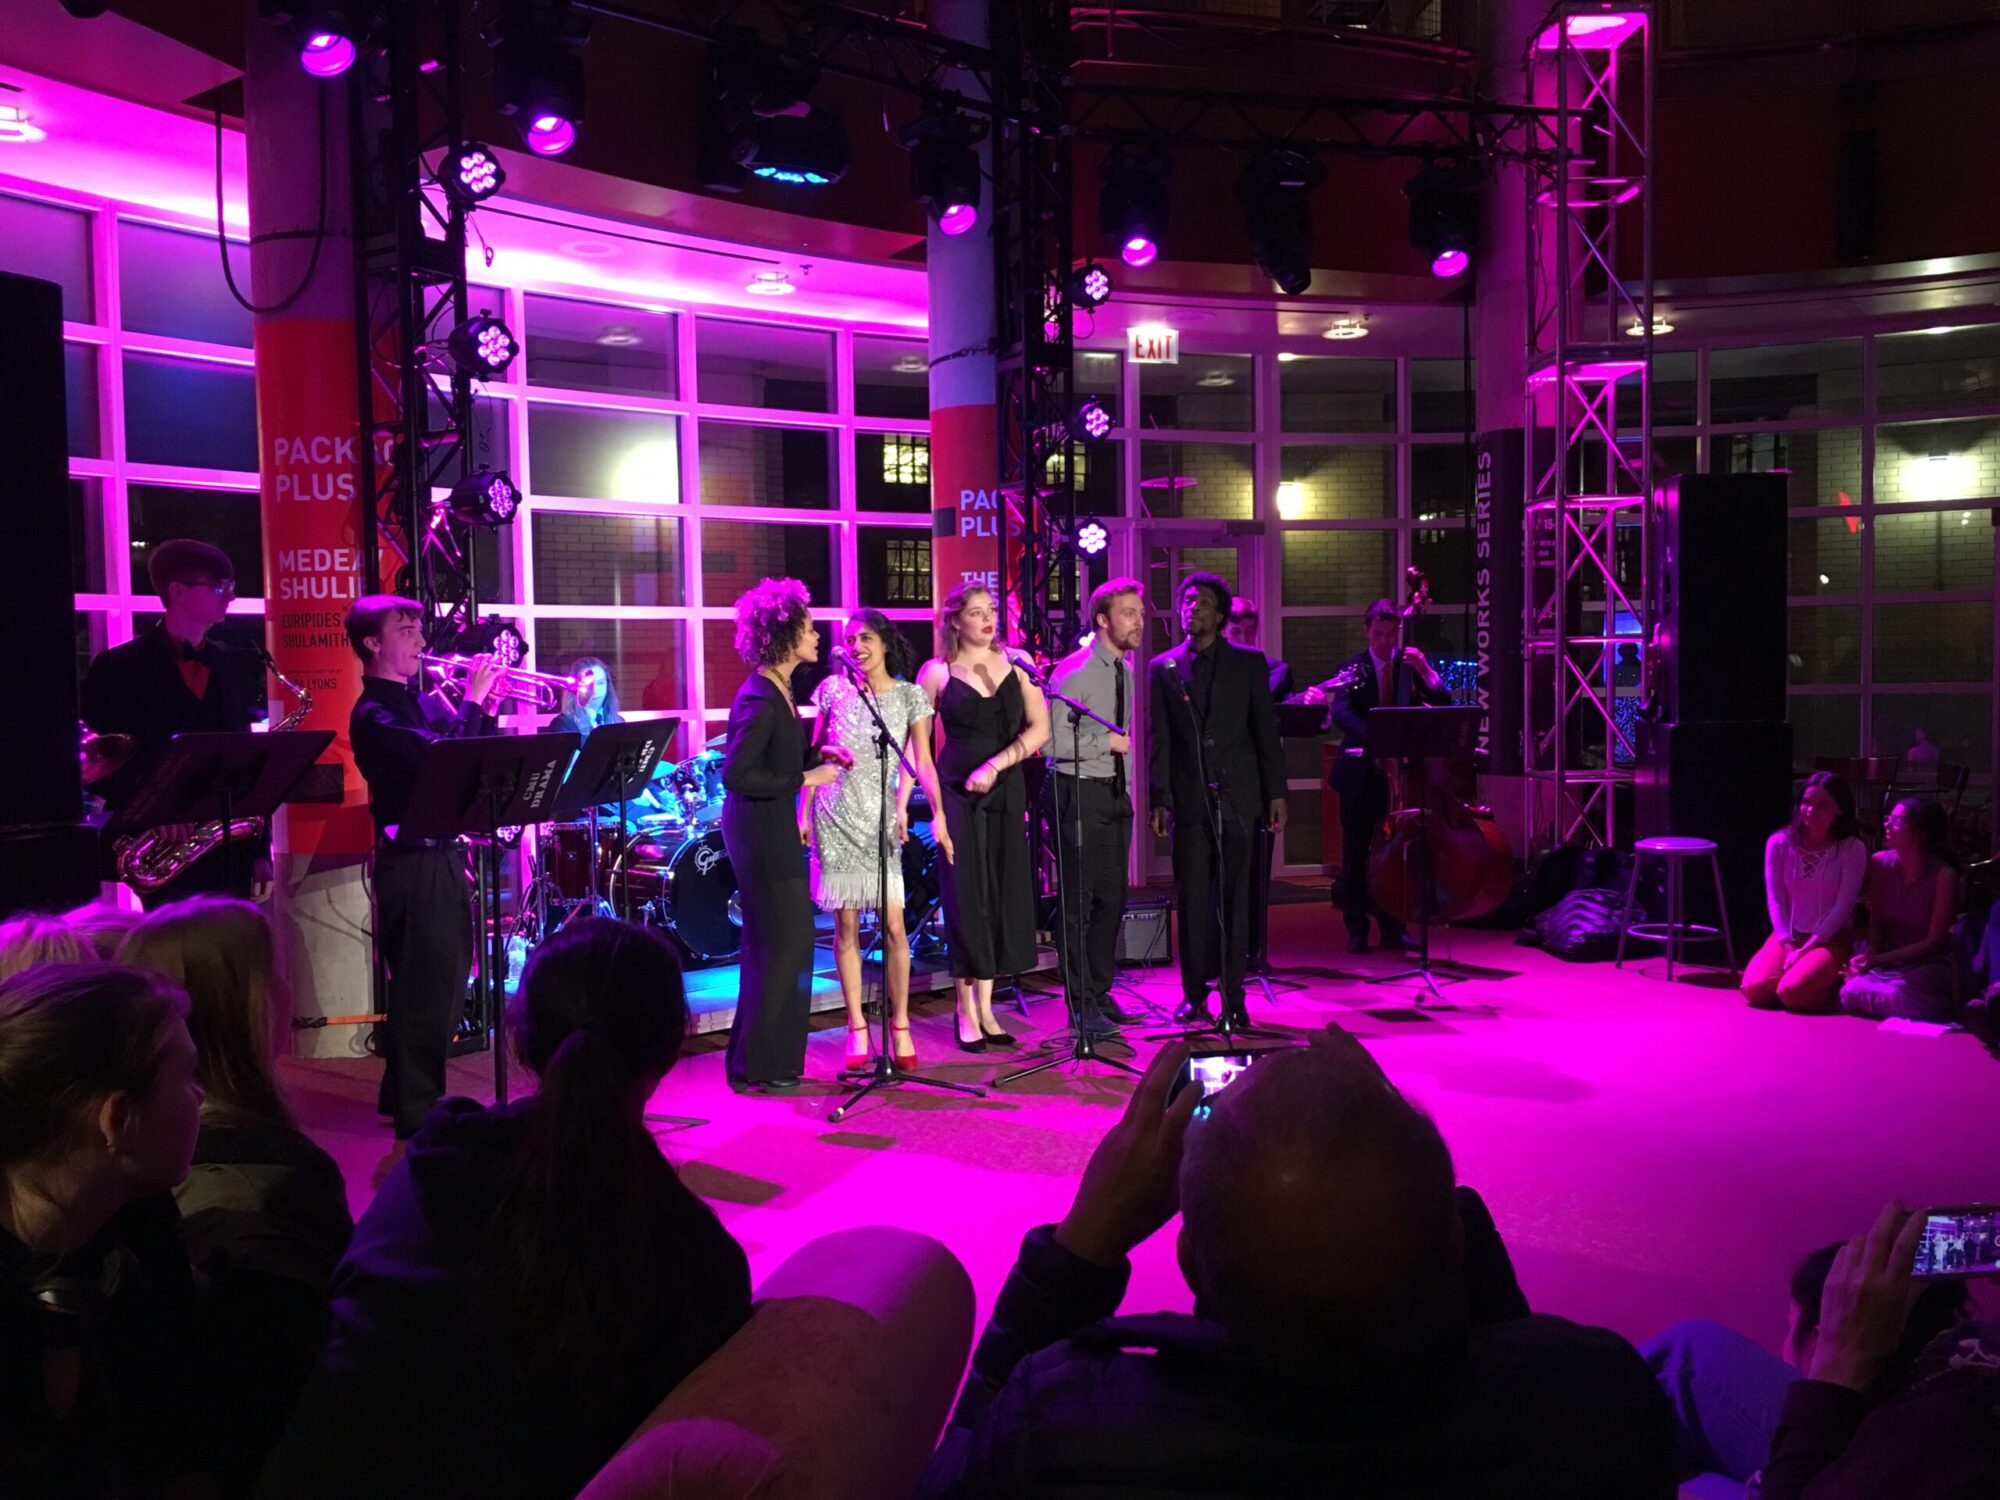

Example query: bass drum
[657,828,742,964]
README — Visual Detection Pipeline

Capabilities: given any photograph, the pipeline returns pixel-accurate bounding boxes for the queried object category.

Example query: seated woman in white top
[1741,772,1869,1013]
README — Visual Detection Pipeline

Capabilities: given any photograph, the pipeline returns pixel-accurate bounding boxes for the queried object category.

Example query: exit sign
[1126,325,1179,364]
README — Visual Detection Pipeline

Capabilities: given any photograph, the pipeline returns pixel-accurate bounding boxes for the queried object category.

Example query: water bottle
[504,932,529,994]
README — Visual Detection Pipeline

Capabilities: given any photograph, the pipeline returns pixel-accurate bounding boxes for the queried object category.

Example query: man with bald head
[919,1034,1676,1498]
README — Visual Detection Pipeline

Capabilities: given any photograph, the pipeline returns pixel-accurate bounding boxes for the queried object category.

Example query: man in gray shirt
[1045,578,1145,1034]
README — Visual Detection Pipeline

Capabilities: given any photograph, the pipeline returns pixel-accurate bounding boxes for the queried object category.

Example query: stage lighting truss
[1099,146,1170,268]
[1405,154,1481,278]
[444,470,521,529]
[485,1,591,157]
[440,142,505,205]
[445,315,520,378]
[259,0,363,78]
[1522,2,1657,853]
[1239,149,1325,297]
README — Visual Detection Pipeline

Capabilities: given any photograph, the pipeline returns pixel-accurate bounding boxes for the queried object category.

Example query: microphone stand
[1148,642,1285,1045]
[998,670,1139,1087]
[830,659,987,1121]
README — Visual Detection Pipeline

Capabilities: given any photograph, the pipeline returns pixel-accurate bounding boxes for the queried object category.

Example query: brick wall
[1281,529,1392,607]
[1280,444,1393,519]
[1140,442,1253,518]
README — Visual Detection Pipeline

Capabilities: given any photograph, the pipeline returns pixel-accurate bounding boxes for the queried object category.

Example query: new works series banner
[254,317,371,857]
[1473,426,1526,775]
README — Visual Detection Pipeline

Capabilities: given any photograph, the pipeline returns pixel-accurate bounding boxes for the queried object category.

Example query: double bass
[1362,569,1514,925]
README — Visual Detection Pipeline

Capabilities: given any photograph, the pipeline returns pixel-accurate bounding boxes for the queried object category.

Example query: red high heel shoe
[844,1025,873,1071]
[891,1023,918,1071]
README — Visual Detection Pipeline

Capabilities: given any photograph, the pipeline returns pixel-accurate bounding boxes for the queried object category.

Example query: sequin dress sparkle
[808,676,933,911]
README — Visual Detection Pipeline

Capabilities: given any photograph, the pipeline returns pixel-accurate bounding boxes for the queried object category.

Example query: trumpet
[422,653,579,710]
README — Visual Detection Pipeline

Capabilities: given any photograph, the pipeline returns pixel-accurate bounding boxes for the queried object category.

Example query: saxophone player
[80,539,272,906]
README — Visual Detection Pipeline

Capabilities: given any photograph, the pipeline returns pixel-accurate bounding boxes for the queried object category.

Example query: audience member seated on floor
[64,901,143,959]
[0,914,95,981]
[0,963,210,1498]
[1750,1201,2000,1499]
[259,916,753,1500]
[120,896,354,1498]
[1837,798,1962,1022]
[1643,1236,1969,1488]
[919,1031,1678,1499]
[1743,772,1868,1013]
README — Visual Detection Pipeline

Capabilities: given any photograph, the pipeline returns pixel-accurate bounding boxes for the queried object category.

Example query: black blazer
[80,625,266,810]
[1147,638,1285,829]
[720,673,816,881]
[1327,649,1453,796]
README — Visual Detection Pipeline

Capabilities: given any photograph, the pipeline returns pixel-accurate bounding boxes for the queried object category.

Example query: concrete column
[924,0,1001,609]
[243,8,375,1057]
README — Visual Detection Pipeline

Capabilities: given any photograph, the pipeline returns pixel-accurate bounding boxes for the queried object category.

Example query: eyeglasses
[183,579,236,599]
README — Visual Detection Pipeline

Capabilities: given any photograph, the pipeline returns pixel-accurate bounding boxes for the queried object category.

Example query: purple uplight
[938,202,978,236]
[1122,236,1158,269]
[1431,247,1470,278]
[1077,520,1108,556]
[300,32,357,79]
[525,114,577,157]
[1075,398,1114,441]
[1079,265,1112,305]
[477,325,514,368]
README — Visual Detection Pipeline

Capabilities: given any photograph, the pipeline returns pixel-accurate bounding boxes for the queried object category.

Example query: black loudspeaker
[0,273,81,826]
[1654,472,1787,725]
[1117,897,1173,966]
[1636,720,1794,950]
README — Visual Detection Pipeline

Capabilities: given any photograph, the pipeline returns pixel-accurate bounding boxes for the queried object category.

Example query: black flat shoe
[1172,1000,1214,1026]
[1101,1000,1144,1025]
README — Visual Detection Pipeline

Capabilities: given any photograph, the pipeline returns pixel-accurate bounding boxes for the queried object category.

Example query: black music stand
[402,732,578,1105]
[551,718,680,917]
[109,730,335,883]
[1361,706,1481,1002]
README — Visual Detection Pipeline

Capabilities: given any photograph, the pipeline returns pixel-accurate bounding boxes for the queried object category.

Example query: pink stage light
[1534,11,1644,51]
[1122,236,1158,269]
[938,202,978,236]
[525,114,576,157]
[300,32,357,79]
[1431,247,1469,278]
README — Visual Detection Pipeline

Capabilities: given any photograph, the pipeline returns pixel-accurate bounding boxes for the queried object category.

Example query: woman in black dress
[720,579,848,1091]
[917,583,1049,1052]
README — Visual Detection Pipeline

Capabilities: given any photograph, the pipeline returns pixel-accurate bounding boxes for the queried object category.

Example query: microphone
[1005,649,1047,683]
[830,646,865,678]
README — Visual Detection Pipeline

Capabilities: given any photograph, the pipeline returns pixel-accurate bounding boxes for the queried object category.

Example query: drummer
[549,655,679,815]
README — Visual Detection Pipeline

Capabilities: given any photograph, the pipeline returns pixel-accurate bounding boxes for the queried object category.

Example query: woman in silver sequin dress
[805,610,955,1071]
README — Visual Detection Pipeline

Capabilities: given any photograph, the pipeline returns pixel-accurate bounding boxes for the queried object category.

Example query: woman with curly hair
[805,609,955,1072]
[720,579,850,1091]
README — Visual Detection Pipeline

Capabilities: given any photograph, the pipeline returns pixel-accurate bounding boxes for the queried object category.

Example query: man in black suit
[1149,573,1286,1028]
[1224,596,1295,702]
[1326,597,1453,954]
[80,538,270,906]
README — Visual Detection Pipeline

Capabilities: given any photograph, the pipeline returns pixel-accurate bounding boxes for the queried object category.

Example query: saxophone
[115,648,314,892]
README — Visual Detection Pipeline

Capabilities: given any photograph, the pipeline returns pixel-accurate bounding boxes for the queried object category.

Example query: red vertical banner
[255,317,372,857]
[929,401,1026,628]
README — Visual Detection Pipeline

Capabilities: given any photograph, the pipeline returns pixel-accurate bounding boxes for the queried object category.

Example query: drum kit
[527,737,945,968]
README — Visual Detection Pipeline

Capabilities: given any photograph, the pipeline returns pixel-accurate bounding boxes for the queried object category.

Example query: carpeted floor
[286,902,2000,1361]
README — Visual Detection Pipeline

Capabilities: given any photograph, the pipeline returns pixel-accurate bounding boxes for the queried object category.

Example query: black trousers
[373,842,473,1139]
[722,809,815,1088]
[1049,775,1132,1021]
[1246,824,1275,972]
[1338,771,1404,940]
[1171,795,1255,1011]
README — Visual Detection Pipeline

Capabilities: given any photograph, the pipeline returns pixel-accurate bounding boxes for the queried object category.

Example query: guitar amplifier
[1117,897,1173,966]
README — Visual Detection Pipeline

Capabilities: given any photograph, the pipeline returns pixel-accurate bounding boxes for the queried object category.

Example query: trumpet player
[346,594,502,1142]
[80,538,271,906]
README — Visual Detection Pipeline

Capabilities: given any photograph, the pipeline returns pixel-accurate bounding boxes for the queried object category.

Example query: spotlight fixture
[1405,156,1481,279]
[441,142,505,204]
[896,106,987,235]
[596,325,641,347]
[1276,352,1301,363]
[1066,397,1115,443]
[1322,315,1369,341]
[745,270,796,296]
[1625,314,1674,337]
[1239,149,1324,297]
[703,34,850,191]
[1077,518,1109,556]
[446,315,520,376]
[1067,262,1114,311]
[260,2,362,79]
[454,617,530,665]
[1100,147,1170,269]
[892,353,929,375]
[486,1,591,158]
[445,471,521,529]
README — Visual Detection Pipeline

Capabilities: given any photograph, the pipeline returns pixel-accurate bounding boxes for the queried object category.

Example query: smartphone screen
[1170,1050,1258,1116]
[1912,1205,2000,1278]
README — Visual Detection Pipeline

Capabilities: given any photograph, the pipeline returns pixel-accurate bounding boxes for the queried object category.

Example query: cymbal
[704,731,729,750]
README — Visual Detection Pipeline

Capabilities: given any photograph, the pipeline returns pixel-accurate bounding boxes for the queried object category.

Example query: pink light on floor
[1534,11,1645,51]
[937,203,978,236]
[300,33,358,79]
[1431,247,1470,278]
[1122,236,1158,269]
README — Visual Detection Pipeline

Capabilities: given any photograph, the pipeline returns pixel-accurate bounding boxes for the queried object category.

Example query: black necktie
[1113,660,1127,801]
